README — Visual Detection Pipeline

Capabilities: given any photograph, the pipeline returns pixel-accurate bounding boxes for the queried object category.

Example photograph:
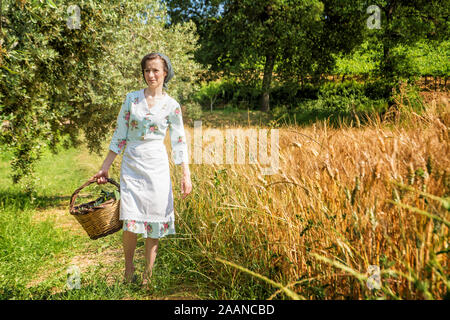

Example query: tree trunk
[381,3,394,82]
[383,45,393,80]
[260,53,276,112]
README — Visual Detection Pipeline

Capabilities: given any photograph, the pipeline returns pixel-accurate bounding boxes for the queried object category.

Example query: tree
[363,0,449,98]
[0,0,202,192]
[1,0,123,192]
[165,0,367,112]
[275,0,367,85]
[163,0,223,70]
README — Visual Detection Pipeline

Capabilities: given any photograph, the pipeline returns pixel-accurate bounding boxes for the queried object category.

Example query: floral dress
[109,89,188,239]
[123,219,176,239]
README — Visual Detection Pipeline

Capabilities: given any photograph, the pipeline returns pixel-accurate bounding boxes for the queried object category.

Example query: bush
[270,82,319,109]
[364,79,394,100]
[319,80,365,97]
[183,101,203,123]
[192,81,223,111]
[194,78,390,116]
[317,81,367,113]
[193,78,261,110]
[392,83,426,114]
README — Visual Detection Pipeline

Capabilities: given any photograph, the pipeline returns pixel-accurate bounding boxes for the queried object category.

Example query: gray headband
[155,52,174,90]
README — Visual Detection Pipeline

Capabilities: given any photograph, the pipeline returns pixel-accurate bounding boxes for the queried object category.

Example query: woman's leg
[143,237,159,285]
[123,230,137,282]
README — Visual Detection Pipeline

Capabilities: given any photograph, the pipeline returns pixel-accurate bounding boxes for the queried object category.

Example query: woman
[92,52,192,287]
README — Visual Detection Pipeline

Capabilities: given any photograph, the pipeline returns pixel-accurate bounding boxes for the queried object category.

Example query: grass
[0,88,448,299]
[175,89,449,300]
[187,109,273,128]
[0,140,208,300]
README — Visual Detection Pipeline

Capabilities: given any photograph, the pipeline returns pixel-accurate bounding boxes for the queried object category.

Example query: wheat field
[158,94,450,299]
[2,93,447,300]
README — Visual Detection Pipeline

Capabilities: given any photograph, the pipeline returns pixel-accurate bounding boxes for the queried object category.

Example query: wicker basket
[69,177,122,240]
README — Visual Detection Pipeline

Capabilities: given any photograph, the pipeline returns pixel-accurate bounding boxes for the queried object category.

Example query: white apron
[119,139,175,223]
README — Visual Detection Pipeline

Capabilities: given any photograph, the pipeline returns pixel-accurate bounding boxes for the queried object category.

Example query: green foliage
[0,0,202,191]
[193,80,224,111]
[334,38,449,81]
[364,0,449,82]
[271,80,388,112]
[334,41,381,78]
[112,1,203,104]
[1,0,122,190]
[193,77,262,110]
[269,80,389,127]
[270,82,319,107]
[260,81,391,130]
[317,81,370,113]
[0,141,87,299]
[391,83,427,115]
[405,40,450,78]
[363,80,393,100]
[276,0,366,83]
[182,100,203,123]
[167,0,367,111]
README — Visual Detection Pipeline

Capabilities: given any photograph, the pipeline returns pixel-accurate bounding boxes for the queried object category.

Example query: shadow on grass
[1,272,204,300]
[275,108,382,128]
[0,189,96,211]
[186,109,274,127]
[197,107,384,129]
[1,282,131,300]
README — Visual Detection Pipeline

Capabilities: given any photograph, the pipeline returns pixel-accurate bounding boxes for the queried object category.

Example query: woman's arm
[181,162,190,177]
[94,93,130,184]
[93,150,118,184]
[101,150,119,172]
[168,103,192,198]
[168,103,189,165]
[109,93,131,155]
[180,162,192,199]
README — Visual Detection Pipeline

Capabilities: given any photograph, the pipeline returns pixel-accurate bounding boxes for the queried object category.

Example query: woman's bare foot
[142,269,152,289]
[124,265,136,283]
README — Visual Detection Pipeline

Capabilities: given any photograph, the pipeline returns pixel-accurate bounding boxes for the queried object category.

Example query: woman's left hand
[181,174,192,199]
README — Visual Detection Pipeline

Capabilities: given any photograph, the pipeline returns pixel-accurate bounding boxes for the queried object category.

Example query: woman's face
[143,57,167,89]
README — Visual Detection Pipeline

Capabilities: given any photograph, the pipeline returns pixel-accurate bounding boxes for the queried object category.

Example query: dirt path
[24,141,203,299]
[29,199,201,299]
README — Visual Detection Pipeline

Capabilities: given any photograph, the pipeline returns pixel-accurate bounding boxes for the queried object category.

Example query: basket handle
[69,177,120,212]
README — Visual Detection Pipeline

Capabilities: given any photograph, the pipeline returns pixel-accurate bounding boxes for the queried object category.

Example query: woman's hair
[140,53,168,85]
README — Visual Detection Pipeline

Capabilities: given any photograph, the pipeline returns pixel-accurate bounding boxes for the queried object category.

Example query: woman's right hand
[92,169,109,184]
